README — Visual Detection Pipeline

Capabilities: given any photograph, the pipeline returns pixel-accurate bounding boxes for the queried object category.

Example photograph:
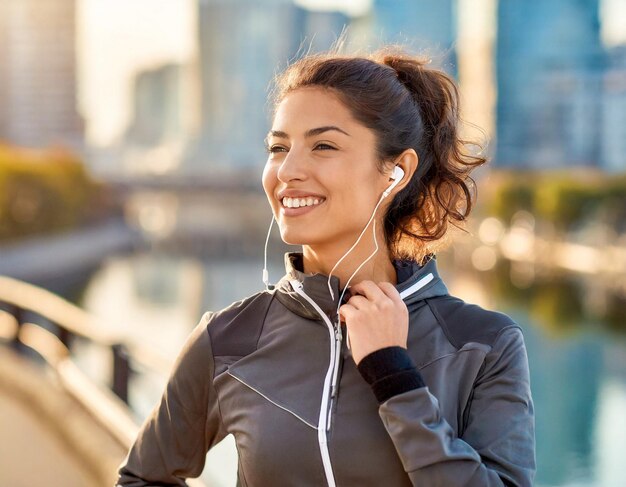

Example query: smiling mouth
[281,196,325,209]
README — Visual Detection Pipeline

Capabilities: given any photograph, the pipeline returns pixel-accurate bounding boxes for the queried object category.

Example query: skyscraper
[126,64,185,147]
[601,46,626,172]
[496,0,604,168]
[371,0,457,75]
[121,63,188,174]
[0,0,83,150]
[188,0,349,174]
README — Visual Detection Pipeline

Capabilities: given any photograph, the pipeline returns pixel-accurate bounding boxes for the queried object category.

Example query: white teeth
[281,197,323,209]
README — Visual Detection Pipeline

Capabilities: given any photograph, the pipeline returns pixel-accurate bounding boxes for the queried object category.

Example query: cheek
[336,172,380,206]
[261,162,277,202]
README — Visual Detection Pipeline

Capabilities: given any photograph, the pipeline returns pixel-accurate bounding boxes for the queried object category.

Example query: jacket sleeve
[116,313,227,486]
[377,326,535,487]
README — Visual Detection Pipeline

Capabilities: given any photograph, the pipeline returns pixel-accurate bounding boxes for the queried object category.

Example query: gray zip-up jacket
[117,253,535,486]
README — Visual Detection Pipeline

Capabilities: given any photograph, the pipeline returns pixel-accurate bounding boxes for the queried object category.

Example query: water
[78,250,626,487]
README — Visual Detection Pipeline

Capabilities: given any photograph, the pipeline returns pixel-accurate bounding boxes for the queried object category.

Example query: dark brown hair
[269,46,487,261]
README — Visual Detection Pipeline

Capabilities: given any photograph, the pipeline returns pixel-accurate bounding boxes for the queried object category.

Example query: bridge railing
[0,275,206,487]
[0,275,173,400]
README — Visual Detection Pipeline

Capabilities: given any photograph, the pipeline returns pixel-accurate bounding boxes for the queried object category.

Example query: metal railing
[0,275,206,487]
[0,275,174,400]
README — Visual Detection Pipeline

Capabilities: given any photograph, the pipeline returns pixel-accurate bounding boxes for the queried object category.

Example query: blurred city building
[496,0,605,169]
[126,65,185,148]
[294,7,352,55]
[371,0,457,76]
[184,0,462,175]
[185,0,349,174]
[601,45,626,172]
[0,0,84,151]
[2,0,623,176]
[122,63,191,174]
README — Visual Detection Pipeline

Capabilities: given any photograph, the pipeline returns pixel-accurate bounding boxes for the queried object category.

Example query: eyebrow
[266,125,351,141]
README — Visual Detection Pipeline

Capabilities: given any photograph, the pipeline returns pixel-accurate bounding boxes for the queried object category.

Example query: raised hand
[339,280,409,365]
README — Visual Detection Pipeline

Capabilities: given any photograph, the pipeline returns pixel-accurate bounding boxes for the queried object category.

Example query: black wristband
[357,346,425,404]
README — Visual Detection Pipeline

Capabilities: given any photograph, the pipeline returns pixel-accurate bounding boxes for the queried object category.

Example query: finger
[338,303,356,323]
[345,294,369,310]
[378,282,404,305]
[349,280,387,301]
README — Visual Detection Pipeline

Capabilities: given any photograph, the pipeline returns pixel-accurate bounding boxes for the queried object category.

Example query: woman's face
[262,87,391,252]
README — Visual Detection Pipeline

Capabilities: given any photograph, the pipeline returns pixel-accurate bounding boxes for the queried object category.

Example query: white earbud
[382,166,405,198]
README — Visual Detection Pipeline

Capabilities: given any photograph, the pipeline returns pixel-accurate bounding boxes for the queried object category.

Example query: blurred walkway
[0,346,128,487]
[0,218,142,286]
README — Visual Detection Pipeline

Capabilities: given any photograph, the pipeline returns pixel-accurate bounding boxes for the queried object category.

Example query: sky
[77,0,626,147]
[602,0,626,45]
[77,0,197,146]
[294,0,371,16]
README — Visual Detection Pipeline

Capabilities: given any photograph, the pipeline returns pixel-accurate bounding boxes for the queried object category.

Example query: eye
[265,144,288,154]
[314,143,336,151]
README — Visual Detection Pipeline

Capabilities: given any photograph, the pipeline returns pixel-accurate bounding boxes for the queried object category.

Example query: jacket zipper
[327,324,342,430]
[288,272,434,485]
[290,279,339,487]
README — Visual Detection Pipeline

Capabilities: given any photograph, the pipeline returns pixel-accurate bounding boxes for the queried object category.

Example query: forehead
[271,87,359,132]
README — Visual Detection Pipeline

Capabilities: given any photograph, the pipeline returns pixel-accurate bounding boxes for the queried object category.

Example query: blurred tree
[0,144,104,242]
[604,293,626,334]
[533,175,603,232]
[604,174,626,233]
[485,171,536,223]
[530,278,584,337]
[482,169,625,233]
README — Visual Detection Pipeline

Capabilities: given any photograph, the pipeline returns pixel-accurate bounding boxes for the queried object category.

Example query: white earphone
[382,165,405,198]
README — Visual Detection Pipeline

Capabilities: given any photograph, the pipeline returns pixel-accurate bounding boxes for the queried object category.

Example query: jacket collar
[274,252,448,320]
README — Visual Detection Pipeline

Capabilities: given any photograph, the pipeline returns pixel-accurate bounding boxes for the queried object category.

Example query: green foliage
[486,260,626,337]
[485,173,536,223]
[604,174,626,232]
[529,279,584,336]
[0,145,103,242]
[534,178,603,230]
[483,169,624,232]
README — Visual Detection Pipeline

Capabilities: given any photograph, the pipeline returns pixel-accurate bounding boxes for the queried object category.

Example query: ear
[388,148,418,194]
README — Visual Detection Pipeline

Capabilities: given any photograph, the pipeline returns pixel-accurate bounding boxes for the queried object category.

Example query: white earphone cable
[326,192,387,302]
[335,219,380,314]
[262,215,276,290]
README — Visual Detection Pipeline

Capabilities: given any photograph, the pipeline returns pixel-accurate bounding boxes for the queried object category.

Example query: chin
[279,230,308,246]
[279,227,322,247]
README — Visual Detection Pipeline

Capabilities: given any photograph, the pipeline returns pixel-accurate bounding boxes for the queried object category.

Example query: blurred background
[0,0,625,486]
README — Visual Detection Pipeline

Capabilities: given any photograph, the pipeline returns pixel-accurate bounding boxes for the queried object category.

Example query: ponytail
[376,51,485,258]
[271,47,487,260]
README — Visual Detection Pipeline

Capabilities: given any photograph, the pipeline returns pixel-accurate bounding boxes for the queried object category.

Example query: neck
[301,231,397,289]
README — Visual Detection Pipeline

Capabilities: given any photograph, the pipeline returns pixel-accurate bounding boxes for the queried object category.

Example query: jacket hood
[274,252,448,320]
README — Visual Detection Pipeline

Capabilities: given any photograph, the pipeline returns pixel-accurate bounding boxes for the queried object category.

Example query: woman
[117,48,535,486]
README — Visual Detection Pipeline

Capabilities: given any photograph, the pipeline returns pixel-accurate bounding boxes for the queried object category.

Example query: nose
[276,146,308,183]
